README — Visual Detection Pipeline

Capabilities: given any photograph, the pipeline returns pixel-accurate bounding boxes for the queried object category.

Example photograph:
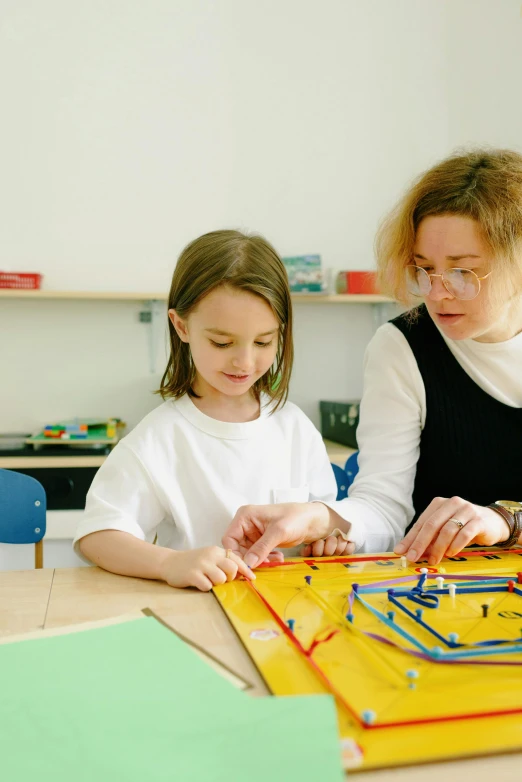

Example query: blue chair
[344,451,359,489]
[331,463,350,500]
[0,469,46,568]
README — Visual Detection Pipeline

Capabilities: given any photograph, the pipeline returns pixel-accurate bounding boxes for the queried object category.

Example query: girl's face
[413,214,507,342]
[170,285,280,400]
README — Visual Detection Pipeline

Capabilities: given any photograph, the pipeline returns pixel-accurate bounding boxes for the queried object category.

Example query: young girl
[74,230,337,590]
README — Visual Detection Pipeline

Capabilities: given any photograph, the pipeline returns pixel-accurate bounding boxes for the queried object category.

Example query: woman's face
[413,214,507,342]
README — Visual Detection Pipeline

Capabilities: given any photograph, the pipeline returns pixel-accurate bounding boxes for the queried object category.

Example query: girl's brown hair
[158,230,293,411]
[376,148,522,304]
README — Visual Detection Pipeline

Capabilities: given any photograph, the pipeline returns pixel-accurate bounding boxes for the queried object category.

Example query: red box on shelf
[0,272,43,289]
[347,271,379,294]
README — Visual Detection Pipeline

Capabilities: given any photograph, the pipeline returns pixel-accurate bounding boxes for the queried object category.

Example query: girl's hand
[301,535,353,558]
[394,496,511,565]
[160,546,255,592]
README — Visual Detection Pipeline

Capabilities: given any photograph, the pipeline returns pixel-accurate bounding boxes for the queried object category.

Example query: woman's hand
[394,496,511,565]
[159,546,255,592]
[222,502,354,568]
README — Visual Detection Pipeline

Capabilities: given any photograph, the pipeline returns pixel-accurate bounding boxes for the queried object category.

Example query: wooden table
[1,566,520,781]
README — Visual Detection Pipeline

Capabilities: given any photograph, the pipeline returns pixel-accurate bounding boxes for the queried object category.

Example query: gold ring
[225,549,233,559]
[448,518,464,529]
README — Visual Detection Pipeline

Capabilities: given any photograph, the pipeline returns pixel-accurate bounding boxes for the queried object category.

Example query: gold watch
[488,500,522,548]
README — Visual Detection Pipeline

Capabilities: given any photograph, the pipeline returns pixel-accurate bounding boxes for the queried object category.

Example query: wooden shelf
[0,455,107,469]
[291,293,391,303]
[0,289,391,304]
[2,442,349,473]
[3,443,349,469]
[0,289,165,301]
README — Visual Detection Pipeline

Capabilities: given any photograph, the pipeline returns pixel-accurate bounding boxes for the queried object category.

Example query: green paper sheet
[0,617,344,781]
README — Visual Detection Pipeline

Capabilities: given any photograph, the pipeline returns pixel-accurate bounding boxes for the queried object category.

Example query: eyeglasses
[405,265,492,301]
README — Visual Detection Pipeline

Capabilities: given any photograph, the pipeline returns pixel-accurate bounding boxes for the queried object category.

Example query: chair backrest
[331,463,349,501]
[344,451,359,488]
[0,469,46,568]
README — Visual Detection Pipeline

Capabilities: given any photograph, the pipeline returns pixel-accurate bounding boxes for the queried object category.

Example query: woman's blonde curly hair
[376,148,522,307]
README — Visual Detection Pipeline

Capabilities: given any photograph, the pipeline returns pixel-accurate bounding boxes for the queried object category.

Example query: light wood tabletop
[1,566,520,781]
[323,439,356,467]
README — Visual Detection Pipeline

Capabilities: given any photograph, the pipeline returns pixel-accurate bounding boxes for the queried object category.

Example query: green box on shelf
[282,254,323,292]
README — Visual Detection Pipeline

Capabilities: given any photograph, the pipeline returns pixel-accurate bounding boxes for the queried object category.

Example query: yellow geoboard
[213,549,522,770]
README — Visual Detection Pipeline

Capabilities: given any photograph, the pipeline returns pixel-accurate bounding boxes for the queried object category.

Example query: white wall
[0,0,450,430]
[446,1,522,153]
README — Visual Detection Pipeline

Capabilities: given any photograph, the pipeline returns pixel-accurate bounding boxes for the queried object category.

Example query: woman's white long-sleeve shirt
[328,321,522,553]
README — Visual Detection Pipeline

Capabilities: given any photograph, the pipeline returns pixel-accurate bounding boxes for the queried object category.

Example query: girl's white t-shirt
[73,394,337,558]
[327,322,522,553]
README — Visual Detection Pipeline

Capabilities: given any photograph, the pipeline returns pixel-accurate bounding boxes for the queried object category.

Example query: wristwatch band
[488,504,522,549]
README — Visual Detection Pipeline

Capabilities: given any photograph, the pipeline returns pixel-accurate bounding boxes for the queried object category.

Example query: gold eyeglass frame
[405,265,492,300]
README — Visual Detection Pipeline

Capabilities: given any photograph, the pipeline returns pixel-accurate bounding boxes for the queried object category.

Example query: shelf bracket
[140,299,165,374]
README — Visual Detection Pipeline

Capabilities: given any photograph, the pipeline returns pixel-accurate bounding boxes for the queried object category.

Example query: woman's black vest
[390,306,522,530]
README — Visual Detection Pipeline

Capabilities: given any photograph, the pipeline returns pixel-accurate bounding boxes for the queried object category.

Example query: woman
[223,148,522,566]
